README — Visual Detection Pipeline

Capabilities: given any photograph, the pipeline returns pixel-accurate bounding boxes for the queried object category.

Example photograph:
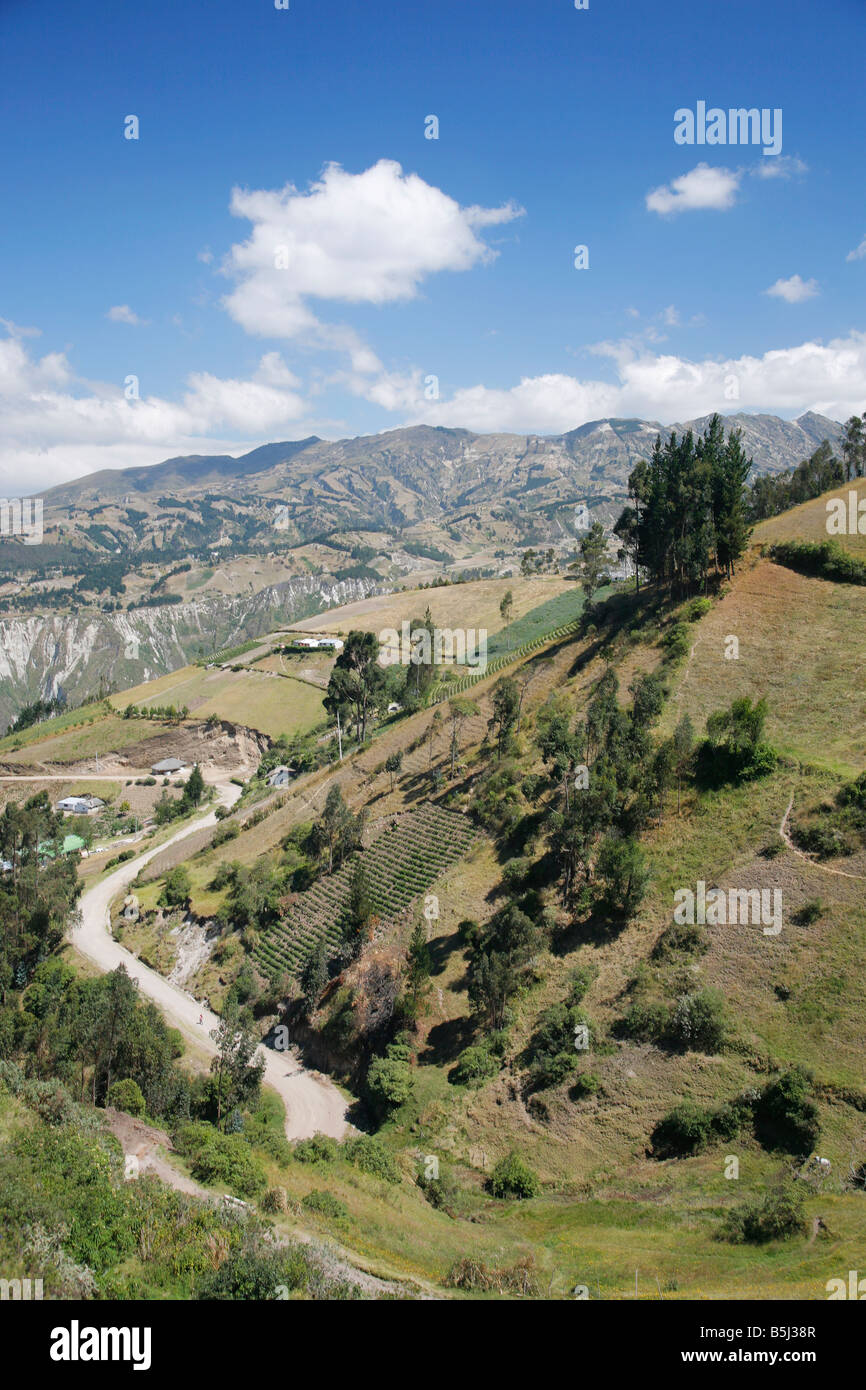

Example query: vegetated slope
[255,804,477,978]
[754,475,866,560]
[105,487,866,1298]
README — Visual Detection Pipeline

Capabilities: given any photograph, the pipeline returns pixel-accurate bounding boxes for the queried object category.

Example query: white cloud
[846,235,866,263]
[402,332,866,433]
[0,317,41,339]
[222,159,523,369]
[646,163,741,215]
[764,275,819,303]
[107,304,147,326]
[752,155,808,180]
[0,335,312,493]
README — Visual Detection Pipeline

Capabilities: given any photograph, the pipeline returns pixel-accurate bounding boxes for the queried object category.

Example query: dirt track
[70,780,349,1140]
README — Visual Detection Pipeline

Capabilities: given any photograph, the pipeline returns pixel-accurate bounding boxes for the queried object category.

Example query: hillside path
[69,779,349,1139]
[779,794,866,883]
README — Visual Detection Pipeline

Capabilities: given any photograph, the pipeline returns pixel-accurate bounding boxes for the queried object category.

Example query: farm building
[291,636,343,651]
[56,795,105,815]
[266,765,295,788]
[151,757,187,775]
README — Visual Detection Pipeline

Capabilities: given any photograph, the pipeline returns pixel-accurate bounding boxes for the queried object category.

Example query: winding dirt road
[69,782,349,1140]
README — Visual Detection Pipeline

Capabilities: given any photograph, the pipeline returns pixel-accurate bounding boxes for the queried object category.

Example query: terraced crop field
[254,802,477,978]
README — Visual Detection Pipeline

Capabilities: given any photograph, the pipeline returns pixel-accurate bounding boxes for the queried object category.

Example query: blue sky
[0,0,864,491]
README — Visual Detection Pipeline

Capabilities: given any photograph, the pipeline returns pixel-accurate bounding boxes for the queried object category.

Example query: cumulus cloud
[764,275,819,303]
[0,335,312,493]
[222,159,523,368]
[646,163,741,215]
[106,304,147,325]
[402,332,866,434]
[846,235,866,263]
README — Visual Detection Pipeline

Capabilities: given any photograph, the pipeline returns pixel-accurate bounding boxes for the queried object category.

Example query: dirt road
[70,781,349,1140]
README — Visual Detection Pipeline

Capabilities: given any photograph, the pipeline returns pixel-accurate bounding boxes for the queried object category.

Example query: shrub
[619,999,670,1042]
[566,963,597,1005]
[108,1078,146,1118]
[292,1132,338,1164]
[342,1135,399,1184]
[722,1184,806,1244]
[570,1072,600,1099]
[754,1068,820,1156]
[452,1043,500,1086]
[212,822,240,846]
[792,898,824,926]
[195,1240,313,1299]
[653,1101,715,1156]
[669,988,726,1052]
[652,920,709,959]
[159,865,191,911]
[365,1054,413,1118]
[489,1150,540,1199]
[175,1124,266,1197]
[302,1190,348,1220]
[685,597,712,621]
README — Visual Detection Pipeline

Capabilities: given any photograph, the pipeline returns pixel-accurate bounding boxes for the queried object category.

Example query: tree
[182,763,205,808]
[499,589,514,651]
[842,414,865,481]
[489,677,519,761]
[594,834,649,918]
[426,708,442,767]
[300,937,328,1015]
[210,1001,265,1130]
[315,785,356,873]
[672,714,695,814]
[159,865,191,910]
[324,630,385,744]
[447,698,478,778]
[405,920,432,1016]
[385,750,403,792]
[515,658,550,732]
[569,521,607,601]
[342,860,372,955]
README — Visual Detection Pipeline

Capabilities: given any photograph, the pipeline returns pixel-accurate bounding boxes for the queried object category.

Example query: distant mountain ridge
[38,411,843,552]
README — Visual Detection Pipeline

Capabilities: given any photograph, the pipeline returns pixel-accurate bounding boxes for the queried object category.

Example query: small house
[151,757,187,776]
[266,765,294,788]
[56,794,105,816]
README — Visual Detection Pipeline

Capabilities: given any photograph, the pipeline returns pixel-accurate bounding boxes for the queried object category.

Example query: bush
[570,1072,600,1099]
[653,1101,715,1155]
[722,1183,806,1244]
[792,898,824,926]
[196,1241,313,1299]
[302,1190,348,1220]
[669,988,726,1052]
[292,1133,338,1165]
[108,1078,146,1118]
[754,1068,820,1156]
[619,999,670,1042]
[452,1043,500,1086]
[685,597,712,621]
[488,1150,540,1199]
[175,1124,266,1197]
[212,822,240,846]
[342,1135,399,1184]
[652,920,709,959]
[365,1054,413,1118]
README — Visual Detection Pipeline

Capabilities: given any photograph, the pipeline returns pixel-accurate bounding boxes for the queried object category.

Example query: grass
[0,714,169,766]
[111,665,325,740]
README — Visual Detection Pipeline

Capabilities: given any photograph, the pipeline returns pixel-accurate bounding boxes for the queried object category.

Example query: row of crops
[253,802,477,979]
[425,614,585,703]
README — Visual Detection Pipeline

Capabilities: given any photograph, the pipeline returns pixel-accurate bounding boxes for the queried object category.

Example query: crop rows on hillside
[254,802,476,977]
